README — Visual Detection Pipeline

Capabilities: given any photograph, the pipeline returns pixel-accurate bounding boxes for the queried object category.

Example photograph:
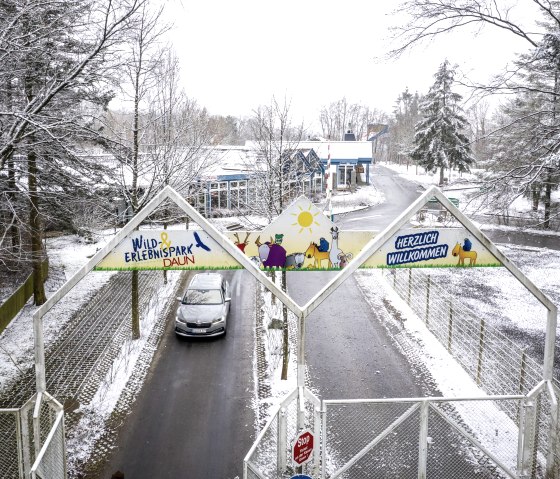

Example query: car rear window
[184,289,223,305]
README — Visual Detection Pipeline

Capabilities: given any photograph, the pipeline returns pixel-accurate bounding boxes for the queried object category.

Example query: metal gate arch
[6,185,557,477]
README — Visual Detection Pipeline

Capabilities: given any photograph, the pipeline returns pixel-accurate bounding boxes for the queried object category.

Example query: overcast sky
[169,0,538,129]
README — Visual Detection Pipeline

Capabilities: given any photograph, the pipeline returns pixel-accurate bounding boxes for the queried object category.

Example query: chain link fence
[0,392,65,479]
[383,268,544,395]
[0,408,22,478]
[382,267,560,477]
[246,386,559,478]
[323,395,527,479]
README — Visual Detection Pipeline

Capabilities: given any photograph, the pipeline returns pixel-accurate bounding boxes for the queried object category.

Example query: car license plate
[197,329,206,333]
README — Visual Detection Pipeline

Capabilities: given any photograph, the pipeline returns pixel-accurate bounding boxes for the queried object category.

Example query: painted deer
[233,232,250,253]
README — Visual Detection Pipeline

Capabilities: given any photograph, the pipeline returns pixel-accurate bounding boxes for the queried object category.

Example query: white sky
[168,0,539,129]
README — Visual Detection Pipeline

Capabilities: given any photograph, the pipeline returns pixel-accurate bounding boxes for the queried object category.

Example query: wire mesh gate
[0,392,66,479]
[244,383,560,479]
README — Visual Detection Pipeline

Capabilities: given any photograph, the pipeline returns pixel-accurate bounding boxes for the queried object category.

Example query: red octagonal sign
[292,429,314,466]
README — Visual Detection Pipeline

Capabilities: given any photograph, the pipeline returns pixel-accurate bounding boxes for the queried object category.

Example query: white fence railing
[245,383,560,479]
[0,392,65,479]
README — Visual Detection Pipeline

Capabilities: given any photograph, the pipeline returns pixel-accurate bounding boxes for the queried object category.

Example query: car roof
[188,273,223,289]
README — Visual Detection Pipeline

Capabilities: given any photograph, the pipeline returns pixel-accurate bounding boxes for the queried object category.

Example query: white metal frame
[32,185,302,393]
[33,185,557,390]
[30,185,557,478]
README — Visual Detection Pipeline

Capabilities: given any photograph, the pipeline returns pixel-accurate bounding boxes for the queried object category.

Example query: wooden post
[476,319,485,385]
[425,275,430,326]
[448,301,453,352]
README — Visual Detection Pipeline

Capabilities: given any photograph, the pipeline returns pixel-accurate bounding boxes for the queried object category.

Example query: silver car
[175,273,231,337]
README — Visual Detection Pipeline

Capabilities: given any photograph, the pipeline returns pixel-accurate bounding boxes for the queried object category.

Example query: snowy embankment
[316,183,385,215]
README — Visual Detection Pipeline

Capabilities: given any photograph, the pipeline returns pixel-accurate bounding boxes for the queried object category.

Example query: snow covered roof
[202,146,256,180]
[296,141,373,164]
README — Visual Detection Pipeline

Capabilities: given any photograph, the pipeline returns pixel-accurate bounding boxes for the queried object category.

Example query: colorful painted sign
[94,197,502,271]
[94,230,242,271]
[364,228,501,268]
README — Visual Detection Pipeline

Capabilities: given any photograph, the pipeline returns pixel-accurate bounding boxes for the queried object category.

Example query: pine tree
[411,60,475,185]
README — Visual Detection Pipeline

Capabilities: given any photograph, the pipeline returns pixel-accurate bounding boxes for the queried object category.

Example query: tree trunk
[281,270,289,380]
[439,167,445,186]
[532,185,539,211]
[130,63,141,339]
[543,171,552,229]
[131,270,140,339]
[7,153,19,253]
[28,148,47,305]
[162,221,168,285]
[6,79,19,253]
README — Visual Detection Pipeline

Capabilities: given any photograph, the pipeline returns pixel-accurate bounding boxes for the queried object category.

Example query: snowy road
[98,269,256,479]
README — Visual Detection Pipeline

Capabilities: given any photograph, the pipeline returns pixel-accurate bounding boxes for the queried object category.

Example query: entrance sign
[32,184,557,414]
[95,230,242,271]
[28,185,557,478]
[364,228,501,268]
[292,429,314,466]
[94,196,501,271]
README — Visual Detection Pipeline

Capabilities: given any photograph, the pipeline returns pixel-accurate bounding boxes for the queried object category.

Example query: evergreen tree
[411,60,475,185]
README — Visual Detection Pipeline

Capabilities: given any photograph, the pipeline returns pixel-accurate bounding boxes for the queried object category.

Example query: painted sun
[292,205,320,233]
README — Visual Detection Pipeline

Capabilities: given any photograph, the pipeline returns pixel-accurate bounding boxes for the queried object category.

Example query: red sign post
[292,429,314,466]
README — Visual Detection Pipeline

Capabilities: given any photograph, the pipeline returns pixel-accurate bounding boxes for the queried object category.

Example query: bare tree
[387,88,422,166]
[101,7,214,337]
[247,97,306,220]
[246,97,309,380]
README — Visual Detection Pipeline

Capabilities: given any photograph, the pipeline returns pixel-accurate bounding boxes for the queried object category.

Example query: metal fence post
[448,301,453,353]
[20,397,33,477]
[477,319,485,385]
[520,349,527,395]
[425,275,430,326]
[298,386,305,434]
[313,405,321,476]
[418,400,429,479]
[321,401,327,479]
[15,410,24,479]
[32,392,42,459]
[546,382,559,478]
[278,407,287,472]
[520,396,538,477]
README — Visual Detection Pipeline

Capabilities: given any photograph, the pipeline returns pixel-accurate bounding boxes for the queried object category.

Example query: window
[338,164,353,186]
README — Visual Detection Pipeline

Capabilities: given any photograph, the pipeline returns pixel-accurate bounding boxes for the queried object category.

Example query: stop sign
[292,429,314,466]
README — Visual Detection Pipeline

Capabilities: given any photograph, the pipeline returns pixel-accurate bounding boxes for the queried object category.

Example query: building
[191,145,324,216]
